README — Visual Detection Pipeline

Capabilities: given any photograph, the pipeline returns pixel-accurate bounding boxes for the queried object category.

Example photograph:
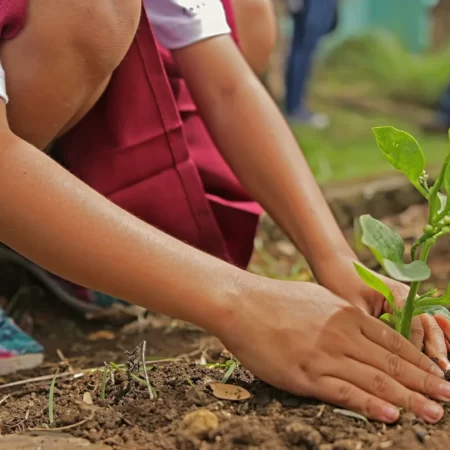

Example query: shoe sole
[0,245,102,314]
[0,353,44,376]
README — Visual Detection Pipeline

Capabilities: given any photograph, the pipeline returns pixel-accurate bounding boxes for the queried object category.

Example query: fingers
[361,314,444,377]
[421,314,450,373]
[410,316,425,350]
[310,376,400,423]
[331,357,444,423]
[350,334,450,403]
[434,315,450,355]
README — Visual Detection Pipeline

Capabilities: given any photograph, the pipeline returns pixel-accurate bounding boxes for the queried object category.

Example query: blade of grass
[221,361,238,384]
[100,363,109,400]
[109,362,121,371]
[0,394,10,405]
[140,341,155,400]
[129,372,157,398]
[182,369,196,389]
[0,371,84,391]
[48,369,59,426]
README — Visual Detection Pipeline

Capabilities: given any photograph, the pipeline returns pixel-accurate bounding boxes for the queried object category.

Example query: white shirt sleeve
[0,59,8,104]
[144,0,231,50]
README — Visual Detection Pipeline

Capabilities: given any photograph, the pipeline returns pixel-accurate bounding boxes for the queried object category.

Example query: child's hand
[216,277,449,423]
[313,255,450,372]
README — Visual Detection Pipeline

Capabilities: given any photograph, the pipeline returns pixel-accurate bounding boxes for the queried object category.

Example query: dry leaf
[87,330,116,341]
[82,392,93,405]
[209,383,251,401]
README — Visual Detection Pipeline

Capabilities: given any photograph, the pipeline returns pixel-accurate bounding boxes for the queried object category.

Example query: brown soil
[1,205,450,450]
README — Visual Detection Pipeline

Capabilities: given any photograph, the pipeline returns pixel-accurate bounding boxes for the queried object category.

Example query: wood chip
[333,408,369,424]
[209,383,251,401]
[82,392,93,405]
[87,330,116,341]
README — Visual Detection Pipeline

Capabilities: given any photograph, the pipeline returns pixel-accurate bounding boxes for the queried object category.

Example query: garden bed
[1,204,450,450]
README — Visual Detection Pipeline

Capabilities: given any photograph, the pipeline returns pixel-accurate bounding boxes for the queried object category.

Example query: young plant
[354,126,450,340]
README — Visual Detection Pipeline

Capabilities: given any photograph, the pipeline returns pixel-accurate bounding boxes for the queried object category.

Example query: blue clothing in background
[436,83,450,126]
[285,0,338,115]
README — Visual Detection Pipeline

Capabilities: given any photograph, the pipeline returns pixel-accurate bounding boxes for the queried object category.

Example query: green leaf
[373,127,425,190]
[354,263,396,311]
[359,215,404,264]
[383,259,431,282]
[417,305,450,320]
[380,313,396,328]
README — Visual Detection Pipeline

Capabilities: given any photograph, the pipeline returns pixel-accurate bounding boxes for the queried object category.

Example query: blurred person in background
[422,82,450,134]
[231,0,277,76]
[285,0,338,128]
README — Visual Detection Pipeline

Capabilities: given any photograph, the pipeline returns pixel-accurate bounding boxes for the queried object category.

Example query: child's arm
[171,36,352,277]
[231,0,277,75]
[0,111,234,330]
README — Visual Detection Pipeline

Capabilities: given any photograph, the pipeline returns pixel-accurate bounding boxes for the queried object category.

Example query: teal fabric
[0,308,43,356]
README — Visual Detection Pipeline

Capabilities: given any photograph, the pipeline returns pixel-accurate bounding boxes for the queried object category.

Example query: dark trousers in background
[285,0,338,115]
[437,83,450,125]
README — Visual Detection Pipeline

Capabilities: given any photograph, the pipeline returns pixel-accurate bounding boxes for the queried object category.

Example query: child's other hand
[314,255,450,373]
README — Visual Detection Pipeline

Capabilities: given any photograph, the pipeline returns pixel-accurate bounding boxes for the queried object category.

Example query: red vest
[1,2,262,269]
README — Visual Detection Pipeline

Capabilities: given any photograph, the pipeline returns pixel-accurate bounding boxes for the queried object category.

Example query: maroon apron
[1,2,262,269]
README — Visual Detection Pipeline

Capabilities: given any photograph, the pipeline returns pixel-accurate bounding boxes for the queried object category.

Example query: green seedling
[48,368,59,426]
[355,126,450,340]
[221,360,239,384]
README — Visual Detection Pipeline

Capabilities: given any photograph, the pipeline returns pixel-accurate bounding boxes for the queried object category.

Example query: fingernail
[439,382,450,401]
[423,403,443,423]
[441,358,450,373]
[435,357,450,374]
[382,406,400,423]
[431,364,445,378]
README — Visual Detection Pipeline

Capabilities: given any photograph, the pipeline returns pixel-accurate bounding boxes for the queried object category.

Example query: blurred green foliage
[294,31,450,184]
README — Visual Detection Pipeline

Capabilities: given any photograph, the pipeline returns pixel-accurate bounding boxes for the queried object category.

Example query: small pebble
[181,409,219,439]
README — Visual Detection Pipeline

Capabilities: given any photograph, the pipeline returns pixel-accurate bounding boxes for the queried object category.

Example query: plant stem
[400,282,421,339]
[416,184,430,200]
[400,241,433,339]
[410,234,427,261]
[428,155,450,222]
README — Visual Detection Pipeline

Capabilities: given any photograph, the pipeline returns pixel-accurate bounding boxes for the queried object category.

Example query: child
[231,0,277,75]
[0,0,449,424]
[284,0,337,127]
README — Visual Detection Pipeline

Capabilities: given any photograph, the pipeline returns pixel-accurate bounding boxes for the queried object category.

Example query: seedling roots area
[1,204,450,450]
